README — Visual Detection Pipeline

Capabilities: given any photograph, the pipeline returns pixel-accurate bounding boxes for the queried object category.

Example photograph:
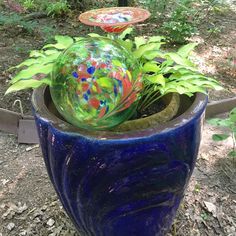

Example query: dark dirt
[0,1,236,236]
[132,99,166,119]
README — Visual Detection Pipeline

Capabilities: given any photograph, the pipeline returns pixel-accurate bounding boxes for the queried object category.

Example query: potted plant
[6,29,221,235]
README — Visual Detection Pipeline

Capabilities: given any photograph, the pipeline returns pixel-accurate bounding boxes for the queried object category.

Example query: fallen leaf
[204,201,217,217]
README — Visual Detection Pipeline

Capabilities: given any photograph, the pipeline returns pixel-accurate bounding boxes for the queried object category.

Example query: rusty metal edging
[0,108,39,144]
[0,108,22,135]
[205,96,236,118]
[0,97,236,144]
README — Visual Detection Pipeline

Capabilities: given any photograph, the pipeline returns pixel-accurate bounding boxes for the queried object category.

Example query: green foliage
[201,212,209,221]
[6,30,222,116]
[138,0,227,44]
[45,0,70,17]
[160,12,197,44]
[83,0,136,9]
[0,12,56,40]
[138,0,168,18]
[212,134,230,141]
[19,0,71,16]
[115,28,222,111]
[208,107,236,158]
[40,26,57,41]
[207,23,222,36]
[160,0,197,44]
[0,12,38,34]
[21,0,37,10]
[6,35,78,94]
[138,0,197,43]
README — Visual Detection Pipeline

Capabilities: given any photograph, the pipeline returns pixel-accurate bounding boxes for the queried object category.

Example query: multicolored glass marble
[50,37,142,130]
[79,7,151,33]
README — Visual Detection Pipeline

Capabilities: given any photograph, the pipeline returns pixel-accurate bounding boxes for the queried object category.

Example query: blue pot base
[32,86,207,236]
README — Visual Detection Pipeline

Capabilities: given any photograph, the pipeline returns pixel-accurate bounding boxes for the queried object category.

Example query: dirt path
[192,2,236,101]
[0,121,235,236]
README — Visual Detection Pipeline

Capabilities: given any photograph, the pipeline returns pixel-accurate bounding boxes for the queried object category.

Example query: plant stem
[139,92,163,113]
[143,94,164,111]
[138,88,159,110]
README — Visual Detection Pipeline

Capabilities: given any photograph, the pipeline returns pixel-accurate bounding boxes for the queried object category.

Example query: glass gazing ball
[50,37,142,131]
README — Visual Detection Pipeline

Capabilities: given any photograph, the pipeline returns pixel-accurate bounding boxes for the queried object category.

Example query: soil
[0,1,236,235]
[132,99,166,119]
[0,120,235,236]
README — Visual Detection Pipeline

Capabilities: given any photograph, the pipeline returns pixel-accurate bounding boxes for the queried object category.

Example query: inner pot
[32,86,205,139]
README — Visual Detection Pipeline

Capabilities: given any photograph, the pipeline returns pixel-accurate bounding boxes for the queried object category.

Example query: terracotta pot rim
[32,85,207,140]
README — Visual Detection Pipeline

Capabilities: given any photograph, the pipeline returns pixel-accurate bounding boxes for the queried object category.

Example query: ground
[0,122,235,236]
[0,1,236,235]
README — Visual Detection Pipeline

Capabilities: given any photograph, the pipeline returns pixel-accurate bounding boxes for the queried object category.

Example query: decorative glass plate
[79,7,150,33]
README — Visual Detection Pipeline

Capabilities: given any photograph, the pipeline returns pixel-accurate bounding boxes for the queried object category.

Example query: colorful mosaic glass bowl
[79,7,151,33]
[50,37,142,130]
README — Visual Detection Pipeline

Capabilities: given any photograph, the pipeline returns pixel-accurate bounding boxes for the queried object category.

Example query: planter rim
[32,85,207,140]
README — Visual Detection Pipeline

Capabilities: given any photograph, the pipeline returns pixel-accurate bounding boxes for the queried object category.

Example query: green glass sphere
[50,37,142,130]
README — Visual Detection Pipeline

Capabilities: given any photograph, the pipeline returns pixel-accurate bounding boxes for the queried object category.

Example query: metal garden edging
[0,97,236,144]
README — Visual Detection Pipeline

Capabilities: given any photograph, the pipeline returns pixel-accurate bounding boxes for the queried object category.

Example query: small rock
[7,222,15,231]
[41,205,48,211]
[2,211,13,220]
[17,203,28,214]
[19,230,27,236]
[49,200,57,207]
[1,179,10,185]
[200,153,210,161]
[226,225,236,234]
[2,202,28,219]
[34,217,41,223]
[33,209,44,218]
[47,218,55,227]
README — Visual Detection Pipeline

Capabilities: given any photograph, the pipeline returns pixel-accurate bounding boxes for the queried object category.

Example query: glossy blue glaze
[32,88,207,236]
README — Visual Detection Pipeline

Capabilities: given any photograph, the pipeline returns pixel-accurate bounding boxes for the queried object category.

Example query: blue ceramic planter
[32,86,207,236]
